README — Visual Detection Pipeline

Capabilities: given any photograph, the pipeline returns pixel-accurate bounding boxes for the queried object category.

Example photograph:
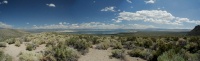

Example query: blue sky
[0,0,200,29]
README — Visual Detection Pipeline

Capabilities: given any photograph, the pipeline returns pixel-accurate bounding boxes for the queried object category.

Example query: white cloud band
[114,10,200,25]
[32,22,155,29]
[101,6,116,12]
[0,22,12,28]
[46,3,56,7]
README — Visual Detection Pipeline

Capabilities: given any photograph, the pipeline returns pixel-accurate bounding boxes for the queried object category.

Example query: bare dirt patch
[4,43,46,61]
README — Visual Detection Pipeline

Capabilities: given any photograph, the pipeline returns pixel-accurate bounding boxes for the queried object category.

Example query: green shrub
[67,38,92,54]
[43,44,80,61]
[134,38,145,47]
[113,42,123,49]
[92,38,103,44]
[6,38,15,44]
[140,49,154,60]
[111,49,126,59]
[0,50,12,61]
[111,40,123,49]
[176,38,187,47]
[0,42,6,47]
[185,42,198,53]
[96,41,110,50]
[23,37,30,42]
[26,43,37,51]
[128,47,143,57]
[123,41,135,49]
[46,40,56,47]
[179,49,200,61]
[143,39,153,48]
[18,51,43,61]
[126,36,137,41]
[3,54,12,61]
[157,49,185,61]
[128,48,154,60]
[15,40,21,47]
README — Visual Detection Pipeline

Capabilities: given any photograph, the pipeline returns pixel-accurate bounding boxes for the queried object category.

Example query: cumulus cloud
[46,3,56,7]
[3,0,8,4]
[0,0,8,4]
[32,22,155,29]
[126,0,132,3]
[123,24,156,29]
[0,22,12,28]
[114,10,200,25]
[145,0,155,4]
[101,6,116,12]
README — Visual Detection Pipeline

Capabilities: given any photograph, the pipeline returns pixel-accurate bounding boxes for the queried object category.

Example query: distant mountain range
[0,28,28,41]
[23,28,191,34]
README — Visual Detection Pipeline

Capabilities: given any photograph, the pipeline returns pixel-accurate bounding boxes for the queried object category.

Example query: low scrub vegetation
[111,49,126,59]
[6,38,15,44]
[1,32,200,61]
[0,50,12,61]
[96,41,110,50]
[42,43,80,61]
[18,51,43,61]
[26,43,37,51]
[0,42,6,47]
[157,49,185,61]
[15,40,21,47]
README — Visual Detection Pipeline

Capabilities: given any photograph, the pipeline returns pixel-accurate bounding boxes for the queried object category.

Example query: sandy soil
[3,43,145,61]
[4,43,46,61]
[79,46,146,61]
[79,48,120,61]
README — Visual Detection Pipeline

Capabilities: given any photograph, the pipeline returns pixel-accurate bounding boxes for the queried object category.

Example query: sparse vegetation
[18,51,43,61]
[6,38,15,44]
[0,42,6,47]
[157,49,185,61]
[0,50,12,61]
[0,30,200,61]
[42,43,80,61]
[96,41,110,50]
[26,43,37,51]
[15,40,21,47]
[111,49,126,59]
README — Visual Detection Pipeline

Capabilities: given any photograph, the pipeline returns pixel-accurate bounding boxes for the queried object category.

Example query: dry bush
[42,43,80,61]
[26,43,37,51]
[157,49,185,61]
[0,42,6,47]
[6,38,15,44]
[18,51,43,61]
[15,40,21,47]
[111,49,126,59]
[96,41,110,50]
[0,49,12,61]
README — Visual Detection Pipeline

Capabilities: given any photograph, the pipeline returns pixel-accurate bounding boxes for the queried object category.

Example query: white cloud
[0,22,12,28]
[0,0,8,4]
[114,10,200,25]
[32,22,155,29]
[123,24,156,29]
[46,3,56,7]
[131,6,133,8]
[126,0,132,3]
[26,23,29,24]
[145,0,155,4]
[101,6,116,12]
[3,0,8,4]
